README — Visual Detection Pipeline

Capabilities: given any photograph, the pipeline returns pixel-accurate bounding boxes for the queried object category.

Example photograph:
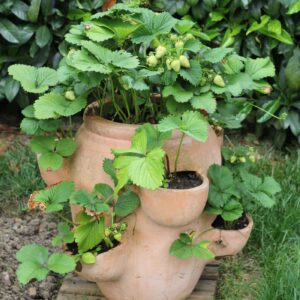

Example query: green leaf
[71,190,110,212]
[179,60,202,86]
[285,48,300,90]
[222,54,244,74]
[115,191,140,217]
[30,135,55,154]
[252,191,275,208]
[56,138,77,156]
[8,65,58,94]
[170,235,214,260]
[158,111,209,142]
[162,85,193,103]
[81,41,139,69]
[191,92,216,113]
[132,10,177,44]
[225,73,254,96]
[245,58,275,80]
[287,0,300,14]
[128,148,166,190]
[103,159,117,185]
[35,181,75,212]
[34,92,87,119]
[28,0,41,22]
[93,183,114,199]
[48,253,76,274]
[260,176,281,196]
[257,99,281,123]
[36,25,52,48]
[222,200,243,221]
[74,216,105,253]
[52,223,74,246]
[246,15,270,35]
[85,23,114,42]
[202,47,233,63]
[4,78,20,102]
[267,20,282,35]
[16,244,49,284]
[67,49,110,73]
[39,152,63,172]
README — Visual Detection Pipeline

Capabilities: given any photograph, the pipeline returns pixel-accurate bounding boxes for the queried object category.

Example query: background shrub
[150,0,300,145]
[0,0,104,108]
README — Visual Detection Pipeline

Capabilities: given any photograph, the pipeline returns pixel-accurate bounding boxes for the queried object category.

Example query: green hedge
[151,0,300,145]
[0,0,104,108]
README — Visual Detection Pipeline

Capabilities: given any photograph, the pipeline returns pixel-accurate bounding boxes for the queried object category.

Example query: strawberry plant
[16,157,139,285]
[8,2,277,172]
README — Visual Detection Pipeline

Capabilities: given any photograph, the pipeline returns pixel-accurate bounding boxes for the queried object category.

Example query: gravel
[0,213,62,300]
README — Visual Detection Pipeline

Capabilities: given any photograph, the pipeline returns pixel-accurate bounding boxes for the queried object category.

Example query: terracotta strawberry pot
[78,179,216,300]
[39,105,222,190]
[207,215,253,257]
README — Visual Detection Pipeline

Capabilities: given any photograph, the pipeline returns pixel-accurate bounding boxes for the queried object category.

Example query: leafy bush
[0,0,104,107]
[150,0,300,145]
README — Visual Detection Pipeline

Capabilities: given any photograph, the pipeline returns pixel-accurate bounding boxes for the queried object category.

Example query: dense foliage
[150,0,300,145]
[0,0,104,107]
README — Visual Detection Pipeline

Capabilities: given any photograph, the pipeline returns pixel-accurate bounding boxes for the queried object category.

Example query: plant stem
[249,103,282,120]
[109,77,127,122]
[55,212,74,225]
[132,90,140,123]
[174,132,185,175]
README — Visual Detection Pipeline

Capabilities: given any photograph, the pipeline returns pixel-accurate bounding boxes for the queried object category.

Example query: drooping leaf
[162,85,193,103]
[48,253,76,274]
[8,65,58,93]
[179,60,202,86]
[36,25,52,48]
[52,222,74,246]
[74,215,105,253]
[245,57,275,80]
[202,47,233,63]
[158,111,209,142]
[115,190,140,217]
[191,92,217,113]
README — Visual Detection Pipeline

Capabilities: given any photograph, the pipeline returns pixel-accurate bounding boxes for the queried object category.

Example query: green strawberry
[81,252,96,265]
[213,75,225,87]
[171,59,181,72]
[147,55,158,67]
[155,45,167,58]
[179,55,190,68]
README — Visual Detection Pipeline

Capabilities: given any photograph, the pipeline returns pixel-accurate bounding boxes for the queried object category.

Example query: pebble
[1,272,11,286]
[28,287,37,298]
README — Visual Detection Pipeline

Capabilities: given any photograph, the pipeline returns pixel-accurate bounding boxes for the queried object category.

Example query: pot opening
[166,171,203,190]
[212,213,249,231]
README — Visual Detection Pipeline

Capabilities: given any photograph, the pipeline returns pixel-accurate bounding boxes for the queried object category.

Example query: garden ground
[0,134,299,300]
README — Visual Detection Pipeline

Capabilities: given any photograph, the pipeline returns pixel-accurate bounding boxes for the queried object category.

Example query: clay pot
[207,215,253,257]
[39,108,222,192]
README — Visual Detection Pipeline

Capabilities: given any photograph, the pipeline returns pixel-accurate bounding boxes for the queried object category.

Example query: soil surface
[0,213,62,300]
[167,171,203,189]
[212,213,249,230]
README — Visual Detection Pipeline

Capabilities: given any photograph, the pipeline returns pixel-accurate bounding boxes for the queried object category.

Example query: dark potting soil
[167,171,202,189]
[212,213,249,230]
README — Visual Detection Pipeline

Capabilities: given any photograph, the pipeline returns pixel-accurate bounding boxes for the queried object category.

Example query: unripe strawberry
[179,55,190,68]
[175,40,184,48]
[155,45,167,58]
[239,156,246,163]
[65,90,75,101]
[105,228,111,237]
[150,38,160,49]
[170,34,178,41]
[81,252,96,264]
[230,155,237,163]
[147,55,158,67]
[114,233,122,242]
[260,86,272,94]
[185,33,195,40]
[166,58,172,70]
[249,155,256,163]
[171,59,181,72]
[213,74,225,87]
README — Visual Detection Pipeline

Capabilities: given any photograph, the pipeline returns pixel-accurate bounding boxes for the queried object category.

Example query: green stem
[68,117,73,138]
[132,90,140,123]
[174,132,185,174]
[55,212,74,226]
[249,103,282,120]
[109,77,127,122]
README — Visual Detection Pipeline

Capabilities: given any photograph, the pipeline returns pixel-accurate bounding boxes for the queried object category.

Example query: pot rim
[213,213,253,233]
[83,101,215,141]
[139,172,209,193]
